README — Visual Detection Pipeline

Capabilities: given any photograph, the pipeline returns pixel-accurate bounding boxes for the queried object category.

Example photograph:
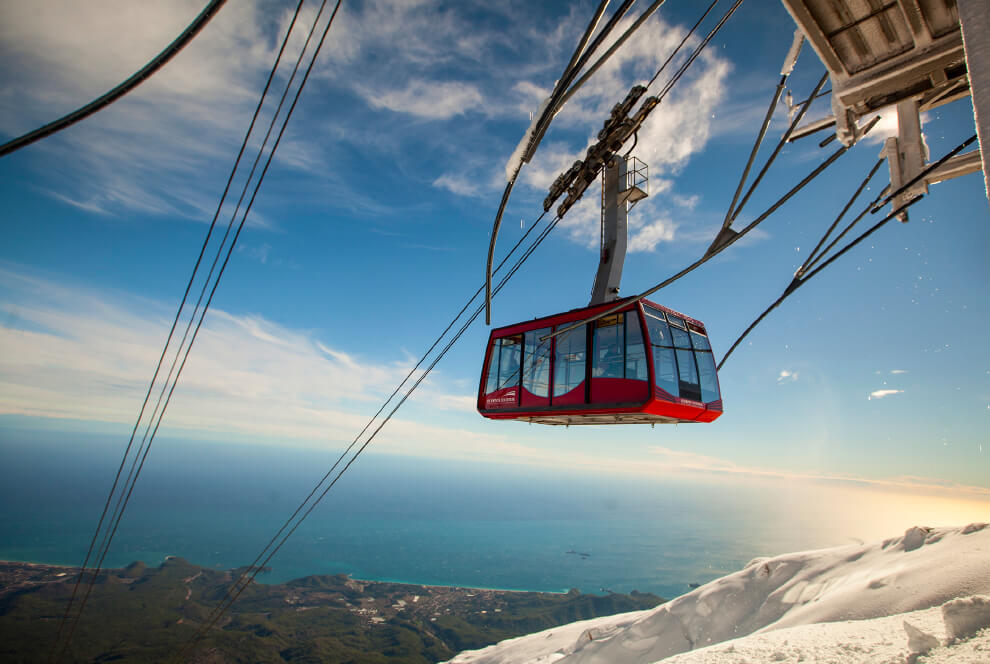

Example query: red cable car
[478,297,722,425]
[482,155,724,425]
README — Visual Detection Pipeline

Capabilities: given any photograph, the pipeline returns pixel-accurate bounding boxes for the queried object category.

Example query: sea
[0,426,931,600]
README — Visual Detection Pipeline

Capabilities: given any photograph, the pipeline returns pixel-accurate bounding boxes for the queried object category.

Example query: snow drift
[446,523,990,664]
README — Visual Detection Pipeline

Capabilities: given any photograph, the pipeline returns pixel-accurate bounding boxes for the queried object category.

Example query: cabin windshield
[485,335,522,393]
[643,305,720,403]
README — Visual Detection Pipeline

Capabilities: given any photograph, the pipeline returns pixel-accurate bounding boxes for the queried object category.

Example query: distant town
[0,558,663,663]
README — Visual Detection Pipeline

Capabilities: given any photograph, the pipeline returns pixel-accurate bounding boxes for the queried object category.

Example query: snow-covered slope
[446,524,990,664]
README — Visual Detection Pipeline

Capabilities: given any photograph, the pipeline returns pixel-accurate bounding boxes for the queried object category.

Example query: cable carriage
[478,297,722,425]
[480,153,725,426]
[481,104,727,425]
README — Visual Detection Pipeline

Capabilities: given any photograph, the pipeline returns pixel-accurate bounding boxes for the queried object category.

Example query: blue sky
[1,0,988,522]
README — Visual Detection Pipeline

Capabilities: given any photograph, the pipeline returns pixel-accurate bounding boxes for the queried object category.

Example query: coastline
[0,555,665,663]
[0,558,571,596]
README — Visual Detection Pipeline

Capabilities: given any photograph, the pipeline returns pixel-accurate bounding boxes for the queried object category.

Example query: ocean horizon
[0,425,971,600]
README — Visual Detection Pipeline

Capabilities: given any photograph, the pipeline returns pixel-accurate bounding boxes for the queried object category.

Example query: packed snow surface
[445,524,990,664]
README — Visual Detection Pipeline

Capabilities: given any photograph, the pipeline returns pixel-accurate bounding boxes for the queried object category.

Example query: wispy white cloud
[890,369,909,375]
[511,80,550,116]
[643,445,990,498]
[2,266,986,500]
[360,80,483,120]
[238,243,273,265]
[777,370,799,384]
[628,216,677,253]
[0,0,339,222]
[671,193,699,210]
[869,389,904,400]
[0,266,481,452]
[432,173,483,198]
[515,12,733,249]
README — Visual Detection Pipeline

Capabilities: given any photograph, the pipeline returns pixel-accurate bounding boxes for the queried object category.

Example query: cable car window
[669,322,691,349]
[653,346,678,397]
[625,311,648,382]
[644,304,666,322]
[690,330,711,351]
[523,328,552,397]
[676,348,701,401]
[644,307,672,347]
[667,314,686,329]
[696,351,720,403]
[497,335,522,389]
[485,341,500,394]
[593,315,624,379]
[553,325,586,397]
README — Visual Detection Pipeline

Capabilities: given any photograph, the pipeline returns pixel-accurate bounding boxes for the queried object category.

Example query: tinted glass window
[485,341,499,394]
[553,325,586,397]
[676,349,701,401]
[497,335,522,389]
[696,351,720,403]
[690,331,711,351]
[644,305,666,322]
[625,311,648,382]
[523,328,552,397]
[593,315,624,379]
[670,323,692,349]
[644,308,672,347]
[653,346,678,397]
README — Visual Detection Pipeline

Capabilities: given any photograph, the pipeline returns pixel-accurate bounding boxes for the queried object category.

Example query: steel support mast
[590,156,648,306]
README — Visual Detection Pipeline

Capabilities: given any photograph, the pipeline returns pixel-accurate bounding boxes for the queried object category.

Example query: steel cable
[0,0,229,158]
[487,0,735,324]
[190,20,745,618]
[95,0,331,582]
[47,1,306,661]
[175,202,563,659]
[178,202,549,654]
[50,1,337,661]
[542,115,882,344]
[798,158,886,276]
[716,132,978,370]
[716,195,924,370]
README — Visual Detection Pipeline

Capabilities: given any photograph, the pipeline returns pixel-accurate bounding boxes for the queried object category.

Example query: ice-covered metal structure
[781,0,988,207]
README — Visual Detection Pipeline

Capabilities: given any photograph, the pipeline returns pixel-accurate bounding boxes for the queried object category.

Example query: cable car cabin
[478,298,722,425]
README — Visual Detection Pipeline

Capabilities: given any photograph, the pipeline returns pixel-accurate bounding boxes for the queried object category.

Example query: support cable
[725,72,828,227]
[542,115,882,343]
[557,0,671,110]
[646,0,721,90]
[95,0,326,582]
[868,135,979,213]
[0,0,229,158]
[47,1,305,661]
[50,2,337,661]
[798,158,886,276]
[524,0,638,163]
[717,133,977,370]
[486,0,635,324]
[716,195,924,370]
[648,0,738,92]
[715,28,804,246]
[487,0,733,324]
[179,203,550,654]
[717,74,789,236]
[176,207,562,661]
